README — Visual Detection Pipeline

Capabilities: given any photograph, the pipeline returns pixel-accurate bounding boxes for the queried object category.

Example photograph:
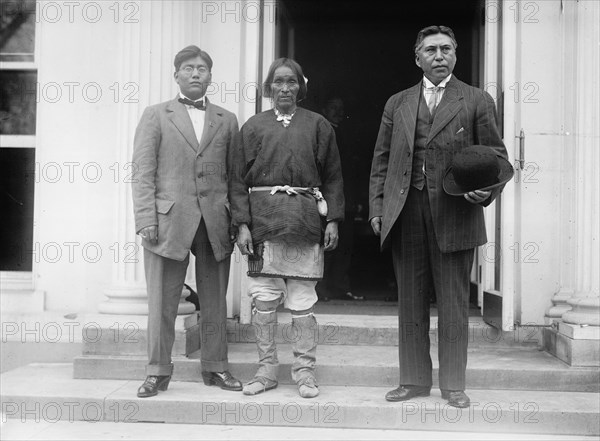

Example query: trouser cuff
[201,359,229,372]
[146,363,174,376]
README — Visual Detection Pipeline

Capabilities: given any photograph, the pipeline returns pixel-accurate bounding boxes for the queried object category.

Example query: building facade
[1,0,598,366]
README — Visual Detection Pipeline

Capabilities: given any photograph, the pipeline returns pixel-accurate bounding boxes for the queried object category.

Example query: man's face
[174,55,212,100]
[323,98,345,125]
[271,66,300,113]
[415,33,457,85]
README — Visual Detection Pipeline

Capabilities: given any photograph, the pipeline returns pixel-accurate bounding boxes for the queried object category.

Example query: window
[1,0,37,271]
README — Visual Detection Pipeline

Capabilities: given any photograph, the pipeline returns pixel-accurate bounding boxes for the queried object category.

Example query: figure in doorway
[316,96,364,302]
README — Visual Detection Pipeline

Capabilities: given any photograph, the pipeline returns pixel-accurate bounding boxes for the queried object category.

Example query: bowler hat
[443,146,514,196]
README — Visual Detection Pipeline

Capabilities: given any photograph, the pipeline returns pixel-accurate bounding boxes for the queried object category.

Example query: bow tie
[179,97,206,110]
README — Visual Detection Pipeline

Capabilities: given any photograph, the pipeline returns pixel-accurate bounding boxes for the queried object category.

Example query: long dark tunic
[229,107,345,245]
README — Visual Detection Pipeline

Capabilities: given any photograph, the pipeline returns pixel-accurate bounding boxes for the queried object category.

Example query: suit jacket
[132,96,238,262]
[369,76,508,252]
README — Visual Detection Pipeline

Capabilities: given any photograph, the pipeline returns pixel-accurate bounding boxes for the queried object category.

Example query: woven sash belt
[250,185,328,217]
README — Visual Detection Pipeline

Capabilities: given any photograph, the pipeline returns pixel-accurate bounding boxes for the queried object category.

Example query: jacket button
[407,151,411,157]
[400,189,405,194]
[403,170,407,175]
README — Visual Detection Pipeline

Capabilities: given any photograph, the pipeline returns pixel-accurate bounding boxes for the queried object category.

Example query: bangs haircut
[263,58,307,101]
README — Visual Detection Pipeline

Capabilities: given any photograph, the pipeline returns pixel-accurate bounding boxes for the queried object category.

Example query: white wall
[34,6,122,312]
[30,1,261,313]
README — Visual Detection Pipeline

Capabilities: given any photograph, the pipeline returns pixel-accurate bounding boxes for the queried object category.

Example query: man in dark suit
[369,26,508,408]
[132,45,242,397]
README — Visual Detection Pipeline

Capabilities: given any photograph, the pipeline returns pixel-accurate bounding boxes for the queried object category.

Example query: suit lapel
[427,77,464,144]
[399,83,421,152]
[197,100,223,156]
[167,97,199,152]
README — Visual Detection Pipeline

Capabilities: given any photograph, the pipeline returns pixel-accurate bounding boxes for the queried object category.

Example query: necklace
[274,108,295,128]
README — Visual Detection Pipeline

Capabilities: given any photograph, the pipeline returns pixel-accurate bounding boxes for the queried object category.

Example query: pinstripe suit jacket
[369,76,508,252]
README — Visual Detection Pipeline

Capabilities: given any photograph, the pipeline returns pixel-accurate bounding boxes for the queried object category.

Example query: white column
[547,3,578,321]
[99,1,194,315]
[561,0,600,326]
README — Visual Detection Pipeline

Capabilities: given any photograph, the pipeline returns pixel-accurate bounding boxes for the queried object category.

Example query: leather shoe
[137,375,171,398]
[441,390,470,408]
[385,385,431,402]
[202,371,242,391]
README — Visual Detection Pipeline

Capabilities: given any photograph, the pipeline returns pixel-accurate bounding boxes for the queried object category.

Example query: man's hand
[323,221,339,251]
[138,225,158,243]
[464,190,491,204]
[236,223,254,255]
[229,225,238,243]
[370,216,382,236]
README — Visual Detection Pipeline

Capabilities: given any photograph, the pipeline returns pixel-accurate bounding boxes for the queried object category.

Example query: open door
[278,0,485,308]
[478,0,518,331]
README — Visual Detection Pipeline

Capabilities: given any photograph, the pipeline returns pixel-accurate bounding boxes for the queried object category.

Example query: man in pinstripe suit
[369,25,508,408]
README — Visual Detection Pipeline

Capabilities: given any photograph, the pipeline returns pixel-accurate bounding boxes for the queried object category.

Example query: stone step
[227,314,543,348]
[73,343,600,392]
[79,313,200,356]
[2,364,598,436]
[79,313,541,357]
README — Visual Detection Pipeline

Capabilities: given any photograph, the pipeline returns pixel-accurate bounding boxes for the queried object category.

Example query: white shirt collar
[423,74,452,89]
[179,92,205,103]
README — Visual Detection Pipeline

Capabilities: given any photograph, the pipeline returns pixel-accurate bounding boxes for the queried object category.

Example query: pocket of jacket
[156,199,175,215]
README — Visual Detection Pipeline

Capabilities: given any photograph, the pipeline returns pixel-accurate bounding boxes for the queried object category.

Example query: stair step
[226,314,542,347]
[76,314,541,358]
[73,343,600,392]
[3,364,598,436]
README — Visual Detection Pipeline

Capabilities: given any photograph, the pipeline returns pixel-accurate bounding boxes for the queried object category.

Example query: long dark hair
[263,58,307,101]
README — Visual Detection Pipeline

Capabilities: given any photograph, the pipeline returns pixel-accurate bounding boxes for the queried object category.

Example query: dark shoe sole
[385,389,431,402]
[137,377,170,398]
[441,391,470,408]
[446,400,470,408]
[137,390,158,398]
[202,373,243,391]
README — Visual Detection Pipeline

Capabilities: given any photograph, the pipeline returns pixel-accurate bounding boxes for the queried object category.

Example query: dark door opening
[277,0,483,304]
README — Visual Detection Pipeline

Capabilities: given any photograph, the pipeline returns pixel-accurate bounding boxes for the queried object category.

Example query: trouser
[248,277,318,383]
[392,187,474,391]
[144,220,231,376]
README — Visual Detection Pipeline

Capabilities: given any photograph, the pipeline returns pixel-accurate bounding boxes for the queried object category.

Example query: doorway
[276,0,484,311]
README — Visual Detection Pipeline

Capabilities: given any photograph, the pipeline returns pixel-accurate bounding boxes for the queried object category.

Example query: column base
[98,286,196,315]
[562,295,600,326]
[546,288,575,319]
[544,320,600,367]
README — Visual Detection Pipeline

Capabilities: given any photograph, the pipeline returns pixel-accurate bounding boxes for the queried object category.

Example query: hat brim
[443,156,515,196]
